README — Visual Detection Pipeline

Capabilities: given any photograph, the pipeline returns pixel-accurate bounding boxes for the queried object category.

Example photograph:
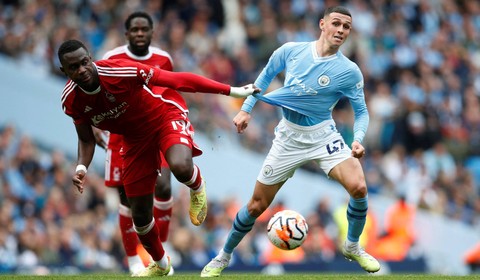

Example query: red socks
[134,218,165,261]
[153,197,173,243]
[119,205,140,256]
[183,164,202,191]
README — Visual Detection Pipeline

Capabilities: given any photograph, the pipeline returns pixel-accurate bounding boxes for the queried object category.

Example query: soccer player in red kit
[97,11,184,275]
[58,39,258,277]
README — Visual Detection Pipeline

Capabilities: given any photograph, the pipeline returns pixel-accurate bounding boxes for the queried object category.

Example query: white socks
[154,254,169,269]
[218,249,232,260]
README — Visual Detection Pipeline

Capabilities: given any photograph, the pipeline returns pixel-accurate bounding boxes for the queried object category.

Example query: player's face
[60,47,99,92]
[126,17,153,56]
[320,12,352,48]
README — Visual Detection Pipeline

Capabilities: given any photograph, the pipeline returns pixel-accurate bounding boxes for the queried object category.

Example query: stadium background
[0,0,479,276]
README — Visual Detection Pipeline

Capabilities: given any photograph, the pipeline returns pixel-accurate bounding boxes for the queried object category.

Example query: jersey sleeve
[61,82,90,125]
[138,62,231,94]
[241,43,289,113]
[343,65,369,143]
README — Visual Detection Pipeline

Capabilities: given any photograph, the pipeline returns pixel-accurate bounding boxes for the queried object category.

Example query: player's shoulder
[102,45,128,59]
[280,41,310,48]
[337,51,359,68]
[95,58,138,68]
[276,41,312,57]
[149,46,172,59]
[336,51,361,74]
[95,60,139,79]
[61,79,77,107]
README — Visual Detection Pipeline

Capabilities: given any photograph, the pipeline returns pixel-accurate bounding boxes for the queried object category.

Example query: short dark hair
[58,39,88,62]
[324,6,351,19]
[125,11,153,30]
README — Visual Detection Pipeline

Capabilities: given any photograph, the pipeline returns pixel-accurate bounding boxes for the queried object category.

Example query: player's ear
[59,66,66,76]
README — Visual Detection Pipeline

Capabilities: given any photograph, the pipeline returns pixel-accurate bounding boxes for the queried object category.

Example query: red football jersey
[103,45,173,72]
[61,59,230,137]
[102,45,175,151]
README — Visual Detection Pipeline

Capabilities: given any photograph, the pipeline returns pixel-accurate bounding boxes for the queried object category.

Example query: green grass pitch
[0,273,477,279]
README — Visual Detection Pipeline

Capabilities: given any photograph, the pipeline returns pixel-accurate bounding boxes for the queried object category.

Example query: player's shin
[134,218,165,261]
[153,196,173,242]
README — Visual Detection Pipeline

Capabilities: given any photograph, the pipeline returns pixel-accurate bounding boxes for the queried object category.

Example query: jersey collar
[311,41,340,62]
[125,45,152,61]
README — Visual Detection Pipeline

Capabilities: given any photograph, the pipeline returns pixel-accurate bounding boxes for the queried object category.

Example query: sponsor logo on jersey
[84,106,92,113]
[91,101,128,125]
[317,75,330,86]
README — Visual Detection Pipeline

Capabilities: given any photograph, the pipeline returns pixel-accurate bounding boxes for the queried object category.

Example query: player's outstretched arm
[149,68,260,97]
[73,123,96,194]
[233,110,252,134]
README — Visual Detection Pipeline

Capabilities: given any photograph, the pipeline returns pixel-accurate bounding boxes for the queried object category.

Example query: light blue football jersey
[241,41,369,143]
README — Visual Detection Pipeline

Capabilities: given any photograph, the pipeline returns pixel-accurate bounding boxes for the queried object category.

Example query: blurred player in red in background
[58,39,258,277]
[93,11,184,275]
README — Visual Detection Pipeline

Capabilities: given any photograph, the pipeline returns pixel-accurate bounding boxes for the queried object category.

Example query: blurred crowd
[1,0,480,274]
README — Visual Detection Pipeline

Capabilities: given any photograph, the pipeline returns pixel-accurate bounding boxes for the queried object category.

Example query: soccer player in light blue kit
[201,6,380,277]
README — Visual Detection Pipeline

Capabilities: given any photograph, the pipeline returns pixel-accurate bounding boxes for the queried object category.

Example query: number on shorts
[326,139,345,155]
[171,119,193,136]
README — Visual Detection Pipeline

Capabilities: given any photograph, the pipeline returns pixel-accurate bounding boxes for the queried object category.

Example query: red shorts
[120,109,202,197]
[104,134,172,187]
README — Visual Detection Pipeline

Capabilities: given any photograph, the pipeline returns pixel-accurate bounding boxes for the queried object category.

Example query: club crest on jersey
[318,75,330,87]
[105,91,116,102]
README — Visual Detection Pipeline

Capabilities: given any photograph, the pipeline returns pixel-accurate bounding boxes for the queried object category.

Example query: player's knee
[168,160,193,182]
[348,182,368,199]
[247,198,268,217]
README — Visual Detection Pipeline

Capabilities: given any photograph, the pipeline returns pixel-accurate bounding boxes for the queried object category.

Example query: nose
[78,65,87,74]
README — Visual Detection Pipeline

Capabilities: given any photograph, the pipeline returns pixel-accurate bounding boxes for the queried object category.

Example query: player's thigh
[155,167,172,198]
[328,157,366,196]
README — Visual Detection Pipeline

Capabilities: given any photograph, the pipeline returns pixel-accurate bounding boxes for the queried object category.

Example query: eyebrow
[329,17,352,23]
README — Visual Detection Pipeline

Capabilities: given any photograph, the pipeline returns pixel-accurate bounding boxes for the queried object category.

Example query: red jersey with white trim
[102,45,176,151]
[103,45,173,73]
[61,59,230,137]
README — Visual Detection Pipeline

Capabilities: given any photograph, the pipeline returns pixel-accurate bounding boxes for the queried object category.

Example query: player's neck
[128,45,148,57]
[315,39,339,57]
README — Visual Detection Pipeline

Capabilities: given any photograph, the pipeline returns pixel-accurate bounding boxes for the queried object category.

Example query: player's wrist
[76,164,87,174]
[229,84,256,98]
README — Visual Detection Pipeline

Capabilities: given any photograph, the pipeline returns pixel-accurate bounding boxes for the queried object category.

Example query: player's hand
[229,84,261,98]
[351,141,366,159]
[72,169,87,194]
[233,110,251,133]
[92,127,108,149]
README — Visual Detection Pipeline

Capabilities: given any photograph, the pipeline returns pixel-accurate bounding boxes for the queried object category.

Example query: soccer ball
[267,209,308,250]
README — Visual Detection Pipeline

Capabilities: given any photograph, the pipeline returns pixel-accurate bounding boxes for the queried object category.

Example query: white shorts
[257,118,351,185]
